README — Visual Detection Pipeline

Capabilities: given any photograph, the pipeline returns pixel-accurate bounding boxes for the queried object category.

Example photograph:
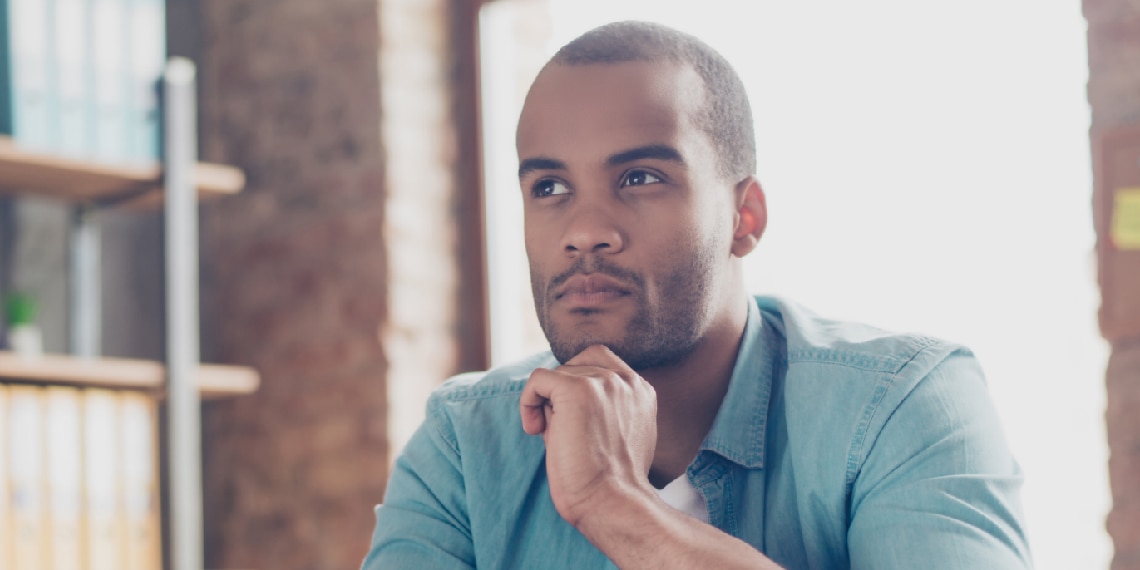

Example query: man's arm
[520,345,782,569]
[846,352,1033,568]
[362,399,474,570]
[570,482,782,569]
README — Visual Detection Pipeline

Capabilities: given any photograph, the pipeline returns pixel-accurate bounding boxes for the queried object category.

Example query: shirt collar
[699,296,775,469]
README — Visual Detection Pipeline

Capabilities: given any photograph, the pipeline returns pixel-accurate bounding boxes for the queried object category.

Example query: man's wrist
[569,477,781,570]
[572,479,669,550]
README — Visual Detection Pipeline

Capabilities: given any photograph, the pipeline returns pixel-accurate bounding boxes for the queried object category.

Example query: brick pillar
[1085,0,1140,568]
[1109,343,1140,568]
[199,1,391,567]
[197,0,487,566]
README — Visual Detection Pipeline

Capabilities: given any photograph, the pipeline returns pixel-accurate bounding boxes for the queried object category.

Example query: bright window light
[481,2,1109,567]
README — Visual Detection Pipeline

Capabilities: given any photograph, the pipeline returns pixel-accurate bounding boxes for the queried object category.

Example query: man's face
[516,61,738,369]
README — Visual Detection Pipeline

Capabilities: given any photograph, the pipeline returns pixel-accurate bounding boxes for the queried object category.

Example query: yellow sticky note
[1112,188,1140,250]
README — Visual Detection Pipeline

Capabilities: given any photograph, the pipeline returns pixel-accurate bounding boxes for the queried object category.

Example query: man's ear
[731,176,767,258]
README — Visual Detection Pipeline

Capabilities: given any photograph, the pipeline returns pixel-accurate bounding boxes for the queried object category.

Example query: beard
[530,247,716,371]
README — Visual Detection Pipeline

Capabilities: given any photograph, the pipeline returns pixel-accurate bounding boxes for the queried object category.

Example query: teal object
[0,0,11,137]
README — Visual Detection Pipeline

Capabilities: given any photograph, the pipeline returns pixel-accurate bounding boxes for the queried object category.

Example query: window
[480,2,1107,566]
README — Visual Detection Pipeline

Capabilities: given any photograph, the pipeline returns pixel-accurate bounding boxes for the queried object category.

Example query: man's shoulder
[427,350,559,411]
[419,351,556,462]
[752,296,995,494]
[754,295,965,379]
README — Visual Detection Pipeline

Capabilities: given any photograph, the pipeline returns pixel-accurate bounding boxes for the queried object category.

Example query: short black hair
[549,21,756,181]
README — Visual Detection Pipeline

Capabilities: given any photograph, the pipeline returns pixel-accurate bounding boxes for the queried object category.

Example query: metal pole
[69,204,100,358]
[164,56,202,570]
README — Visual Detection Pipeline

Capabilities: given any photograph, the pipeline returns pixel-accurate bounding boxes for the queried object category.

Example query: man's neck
[642,294,750,488]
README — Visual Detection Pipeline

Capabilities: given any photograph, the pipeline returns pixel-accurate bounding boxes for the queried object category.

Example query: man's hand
[519,344,658,527]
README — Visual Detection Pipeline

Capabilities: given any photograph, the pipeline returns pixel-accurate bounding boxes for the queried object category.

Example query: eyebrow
[605,144,685,168]
[517,144,686,180]
[517,157,566,180]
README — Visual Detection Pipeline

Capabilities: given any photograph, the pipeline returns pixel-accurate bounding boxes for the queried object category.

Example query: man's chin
[544,318,627,362]
[550,341,690,372]
[549,337,613,365]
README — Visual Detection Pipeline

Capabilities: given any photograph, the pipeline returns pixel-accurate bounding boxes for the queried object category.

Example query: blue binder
[1,0,60,152]
[89,0,130,163]
[126,0,164,163]
[54,0,89,158]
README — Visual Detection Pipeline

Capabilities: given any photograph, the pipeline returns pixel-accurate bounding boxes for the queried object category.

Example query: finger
[563,345,638,380]
[520,368,558,435]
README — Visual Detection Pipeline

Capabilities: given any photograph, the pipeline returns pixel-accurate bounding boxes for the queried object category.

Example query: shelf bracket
[90,177,165,210]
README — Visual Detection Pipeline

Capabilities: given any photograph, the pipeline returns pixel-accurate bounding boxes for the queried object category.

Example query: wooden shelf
[0,136,244,208]
[0,351,259,399]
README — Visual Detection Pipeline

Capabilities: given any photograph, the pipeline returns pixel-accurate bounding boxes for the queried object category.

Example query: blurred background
[0,0,1135,568]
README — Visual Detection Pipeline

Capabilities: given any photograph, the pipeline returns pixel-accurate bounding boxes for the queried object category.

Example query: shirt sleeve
[361,396,475,570]
[846,351,1034,569]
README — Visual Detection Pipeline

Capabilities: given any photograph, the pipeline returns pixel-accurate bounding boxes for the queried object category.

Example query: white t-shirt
[655,473,710,523]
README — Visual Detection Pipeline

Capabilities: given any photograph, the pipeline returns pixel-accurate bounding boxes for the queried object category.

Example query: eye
[532,178,570,198]
[620,169,662,188]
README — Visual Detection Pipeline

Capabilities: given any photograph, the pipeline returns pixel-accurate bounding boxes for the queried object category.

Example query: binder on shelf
[120,391,160,570]
[45,386,83,569]
[54,0,90,158]
[1,0,60,151]
[7,385,46,570]
[126,0,165,163]
[90,0,130,163]
[83,388,124,570]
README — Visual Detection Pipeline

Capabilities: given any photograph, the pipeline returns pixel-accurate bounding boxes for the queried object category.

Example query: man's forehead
[515,61,707,157]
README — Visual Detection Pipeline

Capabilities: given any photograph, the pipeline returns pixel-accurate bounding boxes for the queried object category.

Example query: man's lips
[553,274,633,306]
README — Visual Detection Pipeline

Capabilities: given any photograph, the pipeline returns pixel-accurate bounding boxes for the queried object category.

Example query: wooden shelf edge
[0,136,245,208]
[0,351,259,399]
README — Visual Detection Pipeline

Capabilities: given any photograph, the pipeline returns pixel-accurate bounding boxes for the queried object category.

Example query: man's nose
[560,203,625,256]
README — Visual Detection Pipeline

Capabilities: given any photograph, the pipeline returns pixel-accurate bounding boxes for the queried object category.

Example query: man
[363,21,1031,569]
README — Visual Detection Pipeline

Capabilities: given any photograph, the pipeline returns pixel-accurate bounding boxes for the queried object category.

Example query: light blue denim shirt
[363,296,1032,569]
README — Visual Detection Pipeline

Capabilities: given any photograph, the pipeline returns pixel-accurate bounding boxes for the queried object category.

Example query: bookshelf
[0,351,259,398]
[0,135,245,207]
[0,59,252,570]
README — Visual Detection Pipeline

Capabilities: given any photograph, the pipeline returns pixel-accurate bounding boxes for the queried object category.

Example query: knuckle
[586,374,610,394]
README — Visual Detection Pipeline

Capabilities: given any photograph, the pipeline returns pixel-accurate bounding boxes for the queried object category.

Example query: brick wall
[1085,0,1140,568]
[199,1,392,567]
[198,0,486,567]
